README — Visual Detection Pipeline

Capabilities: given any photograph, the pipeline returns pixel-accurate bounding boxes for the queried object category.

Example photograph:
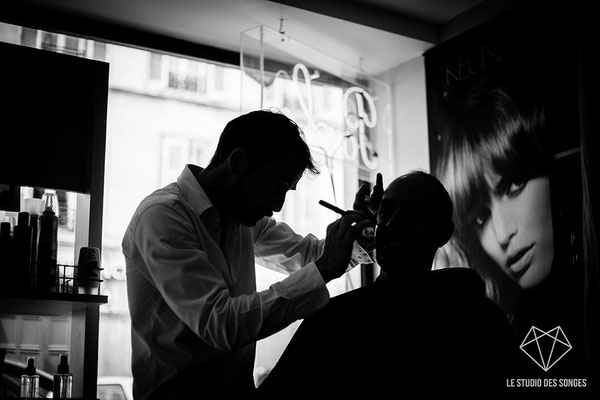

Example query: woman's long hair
[435,78,552,317]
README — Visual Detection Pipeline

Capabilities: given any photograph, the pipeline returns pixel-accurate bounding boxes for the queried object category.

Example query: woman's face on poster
[476,176,554,288]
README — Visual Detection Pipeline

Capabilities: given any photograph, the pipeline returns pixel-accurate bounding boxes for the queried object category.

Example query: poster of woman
[424,4,590,392]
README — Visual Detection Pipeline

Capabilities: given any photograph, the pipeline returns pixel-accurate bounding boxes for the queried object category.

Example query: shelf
[0,293,108,316]
[0,42,109,400]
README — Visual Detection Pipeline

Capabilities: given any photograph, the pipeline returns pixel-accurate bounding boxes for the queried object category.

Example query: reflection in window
[18,26,103,60]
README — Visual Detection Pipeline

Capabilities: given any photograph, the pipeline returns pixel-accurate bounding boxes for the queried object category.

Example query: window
[160,136,208,187]
[211,64,225,92]
[20,27,37,48]
[149,53,163,80]
[0,21,373,385]
[168,57,206,92]
[41,32,85,56]
[18,27,103,60]
[148,53,235,103]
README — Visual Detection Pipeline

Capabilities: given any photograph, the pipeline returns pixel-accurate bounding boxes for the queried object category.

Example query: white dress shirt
[123,164,349,399]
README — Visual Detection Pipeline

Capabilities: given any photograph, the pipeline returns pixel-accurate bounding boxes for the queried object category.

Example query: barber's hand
[353,172,384,218]
[353,173,383,253]
[315,213,372,283]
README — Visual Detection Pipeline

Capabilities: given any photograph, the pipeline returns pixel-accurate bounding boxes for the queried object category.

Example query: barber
[122,109,378,399]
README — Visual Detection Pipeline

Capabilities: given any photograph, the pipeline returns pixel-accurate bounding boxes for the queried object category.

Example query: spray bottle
[20,356,39,398]
[37,193,59,292]
[53,353,73,398]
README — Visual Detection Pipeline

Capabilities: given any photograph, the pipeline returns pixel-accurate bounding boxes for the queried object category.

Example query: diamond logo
[520,326,572,371]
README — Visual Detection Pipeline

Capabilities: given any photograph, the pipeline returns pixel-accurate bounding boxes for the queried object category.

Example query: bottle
[20,356,40,398]
[37,194,59,293]
[0,221,14,292]
[24,197,43,267]
[0,221,13,265]
[77,247,101,295]
[0,221,12,252]
[53,354,73,398]
[41,189,60,216]
[19,186,34,212]
[13,211,33,292]
[30,213,39,292]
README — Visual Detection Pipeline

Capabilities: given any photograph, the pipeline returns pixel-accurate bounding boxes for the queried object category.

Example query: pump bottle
[20,356,39,398]
[53,353,73,398]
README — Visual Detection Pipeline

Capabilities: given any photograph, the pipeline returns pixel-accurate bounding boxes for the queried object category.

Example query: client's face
[375,177,438,273]
[476,176,554,288]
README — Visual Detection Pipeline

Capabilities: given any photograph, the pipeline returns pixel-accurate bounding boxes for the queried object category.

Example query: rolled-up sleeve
[252,218,324,274]
[253,217,373,275]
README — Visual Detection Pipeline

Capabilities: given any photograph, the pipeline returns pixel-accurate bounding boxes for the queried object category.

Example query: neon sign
[280,62,379,170]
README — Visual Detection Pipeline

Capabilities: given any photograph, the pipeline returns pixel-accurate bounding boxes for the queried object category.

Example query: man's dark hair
[207,109,319,175]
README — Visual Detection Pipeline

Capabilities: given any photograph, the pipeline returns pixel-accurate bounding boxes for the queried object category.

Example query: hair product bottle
[77,247,101,295]
[41,189,59,216]
[13,211,33,292]
[37,194,59,293]
[29,213,39,288]
[53,354,73,398]
[0,221,14,292]
[20,356,39,398]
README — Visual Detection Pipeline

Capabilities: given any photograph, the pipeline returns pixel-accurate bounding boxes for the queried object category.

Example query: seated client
[256,170,520,399]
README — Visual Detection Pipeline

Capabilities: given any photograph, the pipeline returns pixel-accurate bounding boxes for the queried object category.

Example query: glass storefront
[0,21,388,384]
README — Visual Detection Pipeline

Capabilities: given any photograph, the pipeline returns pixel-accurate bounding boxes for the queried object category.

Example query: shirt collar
[177,164,214,216]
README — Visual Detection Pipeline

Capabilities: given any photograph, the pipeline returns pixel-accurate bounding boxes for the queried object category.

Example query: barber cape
[258,268,520,399]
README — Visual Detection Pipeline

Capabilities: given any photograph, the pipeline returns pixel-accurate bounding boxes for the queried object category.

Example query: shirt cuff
[280,262,329,317]
[347,241,374,271]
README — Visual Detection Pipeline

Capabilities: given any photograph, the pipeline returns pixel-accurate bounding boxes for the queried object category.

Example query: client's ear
[438,220,454,247]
